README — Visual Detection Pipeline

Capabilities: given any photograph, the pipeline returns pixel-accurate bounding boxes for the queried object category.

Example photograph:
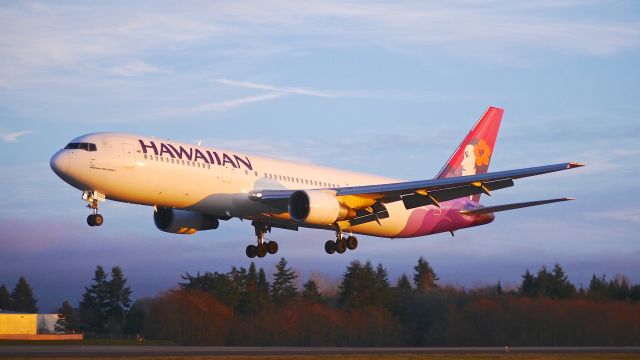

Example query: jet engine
[154,207,219,235]
[288,190,356,225]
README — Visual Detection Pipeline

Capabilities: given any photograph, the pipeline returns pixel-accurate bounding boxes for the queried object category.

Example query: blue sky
[1,1,639,311]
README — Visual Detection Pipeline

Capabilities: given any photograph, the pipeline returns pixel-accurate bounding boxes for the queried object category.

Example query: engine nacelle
[154,207,219,235]
[288,190,355,225]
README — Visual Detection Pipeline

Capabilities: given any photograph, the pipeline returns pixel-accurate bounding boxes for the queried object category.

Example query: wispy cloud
[109,60,166,77]
[1,1,638,87]
[190,92,286,112]
[1,130,35,143]
[590,208,640,225]
[217,78,339,98]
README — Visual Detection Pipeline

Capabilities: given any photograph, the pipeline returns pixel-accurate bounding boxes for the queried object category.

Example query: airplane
[50,107,583,258]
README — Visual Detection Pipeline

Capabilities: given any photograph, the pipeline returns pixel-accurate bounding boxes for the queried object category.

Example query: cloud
[108,60,166,77]
[1,1,638,87]
[1,130,35,143]
[188,92,286,113]
[590,208,640,225]
[217,78,338,98]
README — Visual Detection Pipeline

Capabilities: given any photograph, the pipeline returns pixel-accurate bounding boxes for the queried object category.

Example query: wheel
[94,214,104,226]
[246,245,257,258]
[336,238,347,254]
[346,236,358,250]
[267,241,278,255]
[257,243,268,258]
[324,240,336,254]
[87,214,96,227]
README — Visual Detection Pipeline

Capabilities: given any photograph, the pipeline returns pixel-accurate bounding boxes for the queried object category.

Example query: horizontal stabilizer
[459,198,574,215]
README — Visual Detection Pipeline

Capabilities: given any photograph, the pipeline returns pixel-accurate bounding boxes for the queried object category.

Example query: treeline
[49,259,640,345]
[0,276,38,313]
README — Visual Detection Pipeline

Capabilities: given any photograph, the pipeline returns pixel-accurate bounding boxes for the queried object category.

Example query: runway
[1,346,640,357]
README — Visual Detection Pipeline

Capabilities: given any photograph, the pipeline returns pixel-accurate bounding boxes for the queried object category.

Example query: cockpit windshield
[65,142,97,151]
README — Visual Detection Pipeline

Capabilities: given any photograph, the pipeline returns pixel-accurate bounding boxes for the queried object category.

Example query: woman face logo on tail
[461,144,476,176]
[460,139,492,176]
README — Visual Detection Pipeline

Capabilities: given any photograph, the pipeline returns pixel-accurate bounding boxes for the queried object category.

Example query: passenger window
[144,154,147,159]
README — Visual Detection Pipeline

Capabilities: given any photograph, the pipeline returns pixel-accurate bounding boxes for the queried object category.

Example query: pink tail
[435,107,503,200]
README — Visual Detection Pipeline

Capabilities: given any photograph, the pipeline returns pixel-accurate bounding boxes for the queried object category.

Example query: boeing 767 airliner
[50,107,583,258]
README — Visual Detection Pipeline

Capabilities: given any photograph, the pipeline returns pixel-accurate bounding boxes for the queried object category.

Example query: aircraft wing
[251,162,583,225]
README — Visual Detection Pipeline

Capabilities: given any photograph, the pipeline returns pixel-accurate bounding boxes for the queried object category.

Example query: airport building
[0,310,82,340]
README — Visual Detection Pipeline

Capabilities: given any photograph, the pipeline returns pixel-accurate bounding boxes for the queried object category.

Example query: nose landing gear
[246,221,279,258]
[324,230,358,255]
[83,191,105,227]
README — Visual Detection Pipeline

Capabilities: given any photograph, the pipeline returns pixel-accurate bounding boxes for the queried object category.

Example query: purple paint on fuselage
[395,199,495,237]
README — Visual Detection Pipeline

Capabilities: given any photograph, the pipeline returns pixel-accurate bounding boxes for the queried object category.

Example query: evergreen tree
[105,266,132,333]
[608,274,631,301]
[79,265,110,333]
[588,274,608,299]
[180,271,239,308]
[338,260,387,308]
[520,269,536,296]
[10,276,38,313]
[0,284,11,310]
[270,258,298,305]
[301,279,322,302]
[238,262,259,315]
[396,274,412,292]
[55,300,79,333]
[550,263,576,299]
[125,300,146,335]
[413,257,438,293]
[256,268,270,306]
[375,263,392,307]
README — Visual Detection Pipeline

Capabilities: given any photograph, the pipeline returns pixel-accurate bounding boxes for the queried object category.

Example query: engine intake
[154,207,219,235]
[288,190,355,225]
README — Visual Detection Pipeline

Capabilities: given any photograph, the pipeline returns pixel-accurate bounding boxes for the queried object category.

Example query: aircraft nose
[50,150,69,176]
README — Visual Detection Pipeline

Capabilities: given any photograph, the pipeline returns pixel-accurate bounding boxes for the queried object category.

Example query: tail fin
[435,107,503,200]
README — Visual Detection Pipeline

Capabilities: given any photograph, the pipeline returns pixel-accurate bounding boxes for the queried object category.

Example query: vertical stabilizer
[435,107,503,201]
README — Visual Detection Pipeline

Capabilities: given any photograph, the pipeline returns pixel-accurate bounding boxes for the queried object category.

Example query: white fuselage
[51,132,487,238]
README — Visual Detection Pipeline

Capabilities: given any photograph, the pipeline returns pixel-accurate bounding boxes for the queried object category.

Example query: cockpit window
[65,142,97,151]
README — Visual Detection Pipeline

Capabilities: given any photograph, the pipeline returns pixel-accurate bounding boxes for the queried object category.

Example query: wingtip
[568,162,586,168]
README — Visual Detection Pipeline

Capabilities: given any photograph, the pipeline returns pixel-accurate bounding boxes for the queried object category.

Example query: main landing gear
[83,191,105,227]
[324,230,358,255]
[246,221,279,259]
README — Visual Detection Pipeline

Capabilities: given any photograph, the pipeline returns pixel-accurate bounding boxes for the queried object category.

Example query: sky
[0,0,639,312]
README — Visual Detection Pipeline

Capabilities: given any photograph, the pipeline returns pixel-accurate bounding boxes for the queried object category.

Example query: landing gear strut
[324,230,358,255]
[83,191,105,227]
[246,221,278,259]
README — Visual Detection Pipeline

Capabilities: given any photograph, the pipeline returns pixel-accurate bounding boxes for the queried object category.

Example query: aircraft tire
[336,238,347,254]
[87,214,96,227]
[324,240,336,254]
[346,236,358,250]
[246,245,257,258]
[267,241,278,255]
[94,214,104,226]
[257,243,268,258]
